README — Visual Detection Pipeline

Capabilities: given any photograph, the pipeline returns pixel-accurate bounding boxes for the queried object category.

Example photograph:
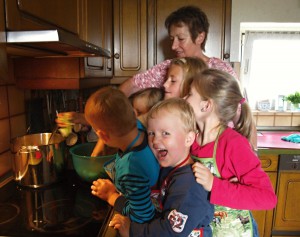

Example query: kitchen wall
[231,0,300,61]
[0,56,29,184]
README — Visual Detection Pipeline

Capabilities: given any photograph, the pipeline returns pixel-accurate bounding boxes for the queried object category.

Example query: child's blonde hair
[85,86,136,137]
[129,88,164,113]
[147,98,197,133]
[170,57,208,98]
[191,69,254,141]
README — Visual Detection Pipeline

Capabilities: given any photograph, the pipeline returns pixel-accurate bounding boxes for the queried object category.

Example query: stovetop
[0,170,112,237]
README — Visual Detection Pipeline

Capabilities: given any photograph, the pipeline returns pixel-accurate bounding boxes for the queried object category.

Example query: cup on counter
[57,112,74,137]
[66,132,78,146]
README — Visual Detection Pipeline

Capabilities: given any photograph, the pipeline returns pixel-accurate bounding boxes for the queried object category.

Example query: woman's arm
[119,59,171,97]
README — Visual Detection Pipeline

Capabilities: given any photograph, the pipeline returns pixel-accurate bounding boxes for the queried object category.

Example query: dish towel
[281,134,300,143]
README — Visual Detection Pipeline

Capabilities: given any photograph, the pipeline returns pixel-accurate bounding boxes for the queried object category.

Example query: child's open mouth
[158,149,168,158]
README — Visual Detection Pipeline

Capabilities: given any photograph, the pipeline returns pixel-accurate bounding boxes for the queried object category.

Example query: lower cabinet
[252,151,278,237]
[252,172,277,237]
[255,149,300,237]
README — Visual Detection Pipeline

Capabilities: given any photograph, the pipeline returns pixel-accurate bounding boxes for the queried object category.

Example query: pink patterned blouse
[133,57,238,89]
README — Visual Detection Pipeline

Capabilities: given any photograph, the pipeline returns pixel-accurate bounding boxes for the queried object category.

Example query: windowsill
[252,110,300,127]
[252,110,300,115]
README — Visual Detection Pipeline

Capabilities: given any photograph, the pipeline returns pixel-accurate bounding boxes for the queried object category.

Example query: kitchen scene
[0,0,299,237]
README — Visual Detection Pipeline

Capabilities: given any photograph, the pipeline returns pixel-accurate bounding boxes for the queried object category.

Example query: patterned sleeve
[133,59,171,89]
[208,57,238,80]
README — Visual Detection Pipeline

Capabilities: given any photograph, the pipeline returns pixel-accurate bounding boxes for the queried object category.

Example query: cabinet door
[113,0,148,77]
[147,0,232,67]
[5,0,81,34]
[82,0,113,77]
[273,171,300,231]
[252,172,277,237]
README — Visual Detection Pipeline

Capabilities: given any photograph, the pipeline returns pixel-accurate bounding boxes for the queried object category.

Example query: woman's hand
[109,214,130,237]
[91,179,120,206]
[192,162,214,191]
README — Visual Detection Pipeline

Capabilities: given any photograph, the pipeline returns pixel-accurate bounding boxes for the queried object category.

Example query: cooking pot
[11,133,66,188]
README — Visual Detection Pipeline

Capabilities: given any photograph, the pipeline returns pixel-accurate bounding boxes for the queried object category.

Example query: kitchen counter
[257,131,300,149]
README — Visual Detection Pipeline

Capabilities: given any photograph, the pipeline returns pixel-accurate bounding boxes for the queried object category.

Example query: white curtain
[241,31,300,109]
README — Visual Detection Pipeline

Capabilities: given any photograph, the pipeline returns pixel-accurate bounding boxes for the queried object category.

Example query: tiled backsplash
[0,57,28,185]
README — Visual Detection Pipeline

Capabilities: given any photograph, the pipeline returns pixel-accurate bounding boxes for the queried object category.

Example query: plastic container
[69,143,117,183]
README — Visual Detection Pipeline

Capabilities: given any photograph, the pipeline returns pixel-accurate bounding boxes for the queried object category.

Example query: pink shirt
[191,128,277,210]
[133,57,238,89]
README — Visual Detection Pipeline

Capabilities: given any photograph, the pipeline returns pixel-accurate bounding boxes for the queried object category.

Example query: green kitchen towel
[281,134,300,143]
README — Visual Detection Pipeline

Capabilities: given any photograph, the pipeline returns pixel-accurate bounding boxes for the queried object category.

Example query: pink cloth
[133,57,238,89]
[191,128,277,210]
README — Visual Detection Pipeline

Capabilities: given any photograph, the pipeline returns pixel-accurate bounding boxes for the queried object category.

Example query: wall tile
[0,46,9,85]
[8,85,25,116]
[0,86,9,118]
[0,118,10,153]
[0,151,12,177]
[10,114,27,139]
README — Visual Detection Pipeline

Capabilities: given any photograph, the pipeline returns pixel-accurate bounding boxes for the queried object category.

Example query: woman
[119,5,237,97]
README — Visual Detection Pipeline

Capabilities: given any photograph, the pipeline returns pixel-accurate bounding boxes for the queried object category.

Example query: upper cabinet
[81,0,113,77]
[5,0,81,33]
[113,0,148,77]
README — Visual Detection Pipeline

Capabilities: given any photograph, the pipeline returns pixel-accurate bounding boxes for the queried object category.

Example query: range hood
[6,29,111,58]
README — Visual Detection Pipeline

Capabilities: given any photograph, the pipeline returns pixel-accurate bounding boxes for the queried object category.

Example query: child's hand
[91,139,104,157]
[229,177,239,183]
[91,179,119,205]
[192,162,214,191]
[56,112,88,127]
[109,213,130,237]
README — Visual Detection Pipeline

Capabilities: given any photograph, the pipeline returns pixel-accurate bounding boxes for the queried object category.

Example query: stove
[0,170,112,237]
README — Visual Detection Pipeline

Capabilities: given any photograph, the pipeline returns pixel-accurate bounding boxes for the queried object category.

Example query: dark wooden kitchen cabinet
[81,0,113,78]
[5,0,81,34]
[113,0,148,78]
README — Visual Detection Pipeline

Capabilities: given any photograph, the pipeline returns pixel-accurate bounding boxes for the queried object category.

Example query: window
[241,31,300,110]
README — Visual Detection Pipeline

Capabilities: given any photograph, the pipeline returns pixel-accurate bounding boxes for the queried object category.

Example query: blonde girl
[185,69,277,237]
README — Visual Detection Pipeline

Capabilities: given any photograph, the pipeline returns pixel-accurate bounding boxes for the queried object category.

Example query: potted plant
[284,92,300,110]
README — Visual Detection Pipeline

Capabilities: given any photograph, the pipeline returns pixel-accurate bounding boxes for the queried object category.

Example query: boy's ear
[96,130,109,143]
[185,131,196,146]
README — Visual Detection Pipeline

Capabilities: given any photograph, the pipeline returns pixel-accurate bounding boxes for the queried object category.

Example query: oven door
[272,154,300,236]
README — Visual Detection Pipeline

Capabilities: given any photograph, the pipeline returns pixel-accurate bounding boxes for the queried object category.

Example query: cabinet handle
[223,53,230,59]
[114,53,120,59]
[107,59,112,71]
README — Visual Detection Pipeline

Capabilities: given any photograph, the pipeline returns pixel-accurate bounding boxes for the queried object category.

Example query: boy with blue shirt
[85,86,160,223]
